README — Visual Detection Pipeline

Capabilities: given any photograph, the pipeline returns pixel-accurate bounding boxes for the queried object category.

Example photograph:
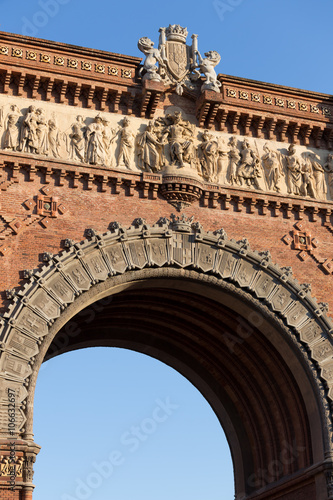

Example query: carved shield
[165,41,191,81]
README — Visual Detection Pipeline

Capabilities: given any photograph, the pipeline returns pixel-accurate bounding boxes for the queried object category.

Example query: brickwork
[0,164,332,315]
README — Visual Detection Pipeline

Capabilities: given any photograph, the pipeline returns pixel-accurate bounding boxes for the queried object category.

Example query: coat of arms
[160,25,193,86]
[138,24,221,95]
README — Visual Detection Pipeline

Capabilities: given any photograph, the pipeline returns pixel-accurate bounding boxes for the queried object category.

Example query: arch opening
[33,347,234,500]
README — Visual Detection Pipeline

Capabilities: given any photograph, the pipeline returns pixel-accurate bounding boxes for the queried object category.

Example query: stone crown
[165,24,188,43]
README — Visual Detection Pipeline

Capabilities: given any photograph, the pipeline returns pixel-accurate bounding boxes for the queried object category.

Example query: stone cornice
[0,31,142,66]
[1,151,332,221]
[218,73,333,102]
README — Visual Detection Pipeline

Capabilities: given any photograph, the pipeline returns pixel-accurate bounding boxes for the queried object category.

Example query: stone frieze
[1,96,333,203]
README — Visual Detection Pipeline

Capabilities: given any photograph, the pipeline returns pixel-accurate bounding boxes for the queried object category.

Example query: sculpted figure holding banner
[138,37,165,82]
[193,50,222,93]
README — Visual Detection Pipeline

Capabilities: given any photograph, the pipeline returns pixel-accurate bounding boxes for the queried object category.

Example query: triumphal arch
[0,24,333,499]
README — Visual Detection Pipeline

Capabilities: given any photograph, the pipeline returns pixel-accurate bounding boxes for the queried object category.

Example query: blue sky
[34,349,233,500]
[1,1,332,499]
[1,0,332,93]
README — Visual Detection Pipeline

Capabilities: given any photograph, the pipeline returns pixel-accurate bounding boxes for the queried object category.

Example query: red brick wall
[0,172,331,315]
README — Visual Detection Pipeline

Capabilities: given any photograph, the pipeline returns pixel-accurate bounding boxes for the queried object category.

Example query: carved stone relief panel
[105,244,128,274]
[217,251,238,279]
[1,95,333,201]
[147,239,168,267]
[16,309,48,338]
[47,275,76,304]
[29,289,61,320]
[269,286,294,313]
[195,243,217,273]
[83,252,109,282]
[253,273,277,299]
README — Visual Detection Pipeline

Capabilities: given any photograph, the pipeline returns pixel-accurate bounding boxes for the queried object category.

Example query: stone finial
[5,289,15,300]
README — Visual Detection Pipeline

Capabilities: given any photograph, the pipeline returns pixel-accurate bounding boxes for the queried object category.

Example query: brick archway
[1,216,333,499]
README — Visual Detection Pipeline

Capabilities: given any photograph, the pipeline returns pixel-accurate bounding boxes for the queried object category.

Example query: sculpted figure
[306,152,326,199]
[324,153,333,200]
[237,139,261,189]
[1,105,21,151]
[227,136,240,185]
[193,50,221,93]
[301,155,316,198]
[19,105,39,153]
[262,143,283,192]
[138,37,164,82]
[68,115,86,162]
[102,119,119,168]
[137,121,163,172]
[85,114,106,165]
[36,108,49,155]
[198,130,218,181]
[161,111,196,168]
[286,144,302,195]
[117,117,134,169]
[216,138,228,184]
[48,117,62,158]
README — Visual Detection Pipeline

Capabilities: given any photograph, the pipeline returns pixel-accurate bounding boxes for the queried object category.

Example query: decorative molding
[67,58,78,69]
[282,221,333,274]
[54,56,64,66]
[11,48,23,58]
[81,61,92,71]
[0,153,333,222]
[108,66,119,76]
[225,88,333,117]
[40,53,50,64]
[95,64,105,74]
[121,68,132,79]
[0,188,66,257]
[26,50,37,61]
